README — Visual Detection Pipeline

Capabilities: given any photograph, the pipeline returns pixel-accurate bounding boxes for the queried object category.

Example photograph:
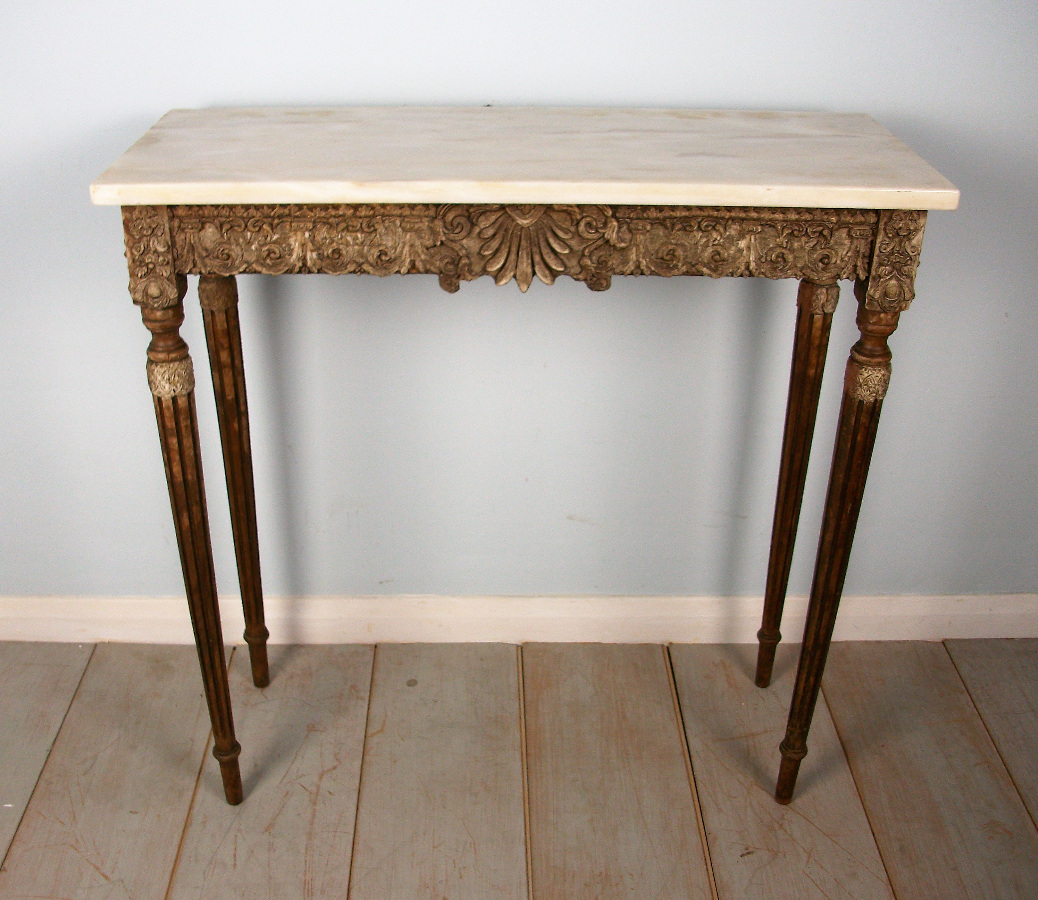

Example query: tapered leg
[775,289,899,804]
[756,281,838,688]
[199,275,269,688]
[142,281,243,805]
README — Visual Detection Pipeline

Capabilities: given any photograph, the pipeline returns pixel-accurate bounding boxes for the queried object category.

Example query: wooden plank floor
[671,644,893,900]
[167,645,373,899]
[524,644,713,899]
[1,640,1036,898]
[0,644,213,899]
[0,642,92,862]
[823,641,1038,900]
[349,644,528,900]
[946,639,1038,828]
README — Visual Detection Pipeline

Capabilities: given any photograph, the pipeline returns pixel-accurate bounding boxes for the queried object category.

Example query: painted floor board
[6,640,1037,897]
[348,643,528,900]
[0,641,93,864]
[824,641,1038,900]
[947,638,1038,828]
[167,645,374,899]
[671,643,893,900]
[0,643,213,899]
[523,643,712,900]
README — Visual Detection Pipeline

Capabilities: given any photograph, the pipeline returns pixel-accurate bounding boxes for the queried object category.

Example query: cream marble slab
[90,106,959,209]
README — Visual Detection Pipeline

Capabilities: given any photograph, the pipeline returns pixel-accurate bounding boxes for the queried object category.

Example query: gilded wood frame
[122,201,927,805]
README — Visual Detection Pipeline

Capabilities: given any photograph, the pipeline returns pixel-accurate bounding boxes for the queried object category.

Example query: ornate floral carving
[441,205,878,291]
[172,204,446,278]
[863,210,927,313]
[597,208,877,286]
[847,362,891,403]
[168,204,880,294]
[123,206,179,307]
[147,358,195,398]
[438,204,629,291]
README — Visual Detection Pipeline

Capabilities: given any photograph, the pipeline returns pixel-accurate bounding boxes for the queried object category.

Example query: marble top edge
[153,105,885,121]
[91,106,959,210]
[90,181,959,210]
[154,105,881,121]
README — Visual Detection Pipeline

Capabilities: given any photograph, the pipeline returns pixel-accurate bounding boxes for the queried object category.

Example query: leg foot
[213,740,244,805]
[244,628,270,689]
[775,744,805,804]
[755,629,782,689]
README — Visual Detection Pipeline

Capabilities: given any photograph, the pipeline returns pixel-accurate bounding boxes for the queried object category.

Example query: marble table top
[91,107,959,210]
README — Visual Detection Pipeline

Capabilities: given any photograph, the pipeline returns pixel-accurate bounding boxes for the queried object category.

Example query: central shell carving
[475,205,578,292]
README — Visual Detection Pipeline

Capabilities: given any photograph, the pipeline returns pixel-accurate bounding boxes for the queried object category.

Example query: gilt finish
[127,213,243,805]
[166,203,879,293]
[772,210,928,800]
[774,287,910,804]
[123,205,180,307]
[863,210,928,313]
[123,200,926,805]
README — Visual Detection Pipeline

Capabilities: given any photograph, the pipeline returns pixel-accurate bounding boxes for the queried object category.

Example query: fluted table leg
[141,279,243,805]
[775,289,899,803]
[199,275,269,688]
[756,280,838,688]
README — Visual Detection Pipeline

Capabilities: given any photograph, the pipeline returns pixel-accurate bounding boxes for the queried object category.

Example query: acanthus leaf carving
[863,209,927,313]
[123,206,179,307]
[168,203,883,295]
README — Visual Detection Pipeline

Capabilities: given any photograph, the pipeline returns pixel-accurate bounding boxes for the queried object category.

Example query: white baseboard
[0,594,1035,644]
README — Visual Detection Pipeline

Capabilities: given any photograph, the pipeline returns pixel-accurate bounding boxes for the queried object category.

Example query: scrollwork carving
[169,204,880,293]
[863,210,927,313]
[172,205,446,279]
[123,206,179,307]
[440,205,878,291]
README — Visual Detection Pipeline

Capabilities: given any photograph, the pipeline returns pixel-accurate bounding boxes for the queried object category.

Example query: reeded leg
[199,275,269,689]
[775,289,899,804]
[142,281,243,805]
[756,281,838,688]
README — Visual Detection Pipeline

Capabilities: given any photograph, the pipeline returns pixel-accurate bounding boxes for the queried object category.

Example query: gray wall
[1,1,1035,600]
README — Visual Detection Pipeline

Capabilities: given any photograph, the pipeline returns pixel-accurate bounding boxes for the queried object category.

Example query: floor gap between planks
[0,639,1035,899]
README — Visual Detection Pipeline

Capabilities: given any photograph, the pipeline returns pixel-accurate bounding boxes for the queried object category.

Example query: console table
[91,107,958,806]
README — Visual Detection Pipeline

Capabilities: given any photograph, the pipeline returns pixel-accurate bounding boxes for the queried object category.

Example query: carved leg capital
[803,281,840,315]
[198,274,239,312]
[845,289,899,401]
